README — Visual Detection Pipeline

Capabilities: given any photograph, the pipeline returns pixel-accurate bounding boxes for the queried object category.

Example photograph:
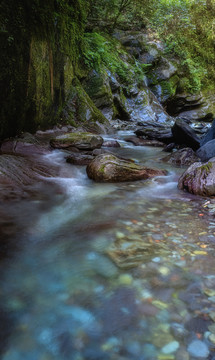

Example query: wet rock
[178,158,215,196]
[102,140,121,148]
[85,252,118,278]
[125,136,164,147]
[197,139,215,162]
[99,287,138,335]
[200,118,215,146]
[171,119,201,150]
[163,143,177,152]
[66,153,94,165]
[196,113,214,122]
[187,340,209,358]
[170,323,188,340]
[86,154,167,182]
[185,317,211,334]
[135,125,173,144]
[162,148,200,166]
[106,234,162,269]
[1,133,50,156]
[50,132,103,150]
[161,341,179,354]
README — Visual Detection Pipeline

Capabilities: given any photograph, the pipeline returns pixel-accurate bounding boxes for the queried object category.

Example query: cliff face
[0,0,87,139]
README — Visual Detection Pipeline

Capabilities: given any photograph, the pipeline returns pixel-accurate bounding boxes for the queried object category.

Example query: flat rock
[86,154,167,182]
[126,136,164,147]
[50,132,103,150]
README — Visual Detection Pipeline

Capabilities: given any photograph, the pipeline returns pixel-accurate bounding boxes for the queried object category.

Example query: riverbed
[1,130,215,360]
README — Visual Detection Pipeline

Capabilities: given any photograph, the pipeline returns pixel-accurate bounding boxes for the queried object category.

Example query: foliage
[83,32,145,86]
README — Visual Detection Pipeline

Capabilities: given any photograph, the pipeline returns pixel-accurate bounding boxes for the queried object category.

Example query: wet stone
[187,340,209,358]
[161,341,180,354]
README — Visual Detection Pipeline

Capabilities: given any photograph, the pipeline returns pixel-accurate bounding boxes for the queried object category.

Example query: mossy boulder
[50,132,104,150]
[178,159,215,196]
[86,154,167,182]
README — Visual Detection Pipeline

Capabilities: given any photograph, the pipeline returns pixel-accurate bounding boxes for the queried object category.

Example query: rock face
[86,154,167,182]
[162,148,200,166]
[178,158,215,196]
[197,139,215,162]
[66,153,94,166]
[50,132,103,150]
[171,119,201,150]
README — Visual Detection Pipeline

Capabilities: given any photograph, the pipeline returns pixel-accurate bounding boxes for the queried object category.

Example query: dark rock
[163,143,176,152]
[99,287,138,335]
[113,95,131,121]
[50,132,103,150]
[102,140,121,148]
[125,136,164,147]
[86,154,167,182]
[185,317,211,334]
[135,125,173,144]
[196,113,214,122]
[162,148,200,166]
[201,119,215,146]
[171,119,201,150]
[66,153,94,166]
[178,158,215,196]
[164,95,203,116]
[197,139,215,162]
[92,148,111,156]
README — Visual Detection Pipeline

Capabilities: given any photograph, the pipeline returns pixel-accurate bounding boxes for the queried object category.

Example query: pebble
[161,341,179,354]
[118,274,133,286]
[209,333,215,344]
[209,311,215,322]
[187,340,209,358]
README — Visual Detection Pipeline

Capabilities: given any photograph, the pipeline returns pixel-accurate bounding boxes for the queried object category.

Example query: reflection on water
[1,132,215,359]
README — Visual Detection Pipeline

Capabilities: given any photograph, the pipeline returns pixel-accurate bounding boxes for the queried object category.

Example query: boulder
[178,158,215,196]
[135,126,173,144]
[171,119,201,150]
[102,140,121,148]
[50,132,103,151]
[0,133,50,156]
[86,154,167,182]
[197,139,215,162]
[200,119,215,146]
[162,148,200,166]
[66,153,94,166]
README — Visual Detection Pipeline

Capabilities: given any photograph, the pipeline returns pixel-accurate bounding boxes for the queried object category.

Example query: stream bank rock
[50,132,103,150]
[86,154,167,182]
[171,119,201,151]
[178,158,215,196]
[196,139,215,162]
[162,148,200,166]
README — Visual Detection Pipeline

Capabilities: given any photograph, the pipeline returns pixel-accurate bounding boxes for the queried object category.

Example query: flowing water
[1,130,215,360]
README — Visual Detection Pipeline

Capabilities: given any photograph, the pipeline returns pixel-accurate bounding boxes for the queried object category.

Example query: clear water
[1,131,215,360]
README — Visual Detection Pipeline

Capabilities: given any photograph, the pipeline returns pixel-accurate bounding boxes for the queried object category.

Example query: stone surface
[125,136,164,147]
[162,148,200,166]
[178,158,215,196]
[171,119,201,150]
[102,140,121,148]
[135,124,173,144]
[86,154,167,182]
[187,340,209,358]
[50,132,104,150]
[66,153,94,166]
[200,118,215,146]
[197,139,215,162]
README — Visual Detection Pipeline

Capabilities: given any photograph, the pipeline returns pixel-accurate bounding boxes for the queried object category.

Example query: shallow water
[1,131,215,360]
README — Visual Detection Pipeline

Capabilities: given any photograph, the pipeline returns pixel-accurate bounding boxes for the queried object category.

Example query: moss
[199,162,213,175]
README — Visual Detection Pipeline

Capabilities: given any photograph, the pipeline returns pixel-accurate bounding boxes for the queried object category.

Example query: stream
[1,129,215,360]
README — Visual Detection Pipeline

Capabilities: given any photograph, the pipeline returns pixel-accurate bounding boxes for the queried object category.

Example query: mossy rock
[50,132,104,150]
[178,159,215,196]
[86,154,167,182]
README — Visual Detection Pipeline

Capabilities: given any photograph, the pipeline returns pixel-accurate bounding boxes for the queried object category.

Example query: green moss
[200,162,213,175]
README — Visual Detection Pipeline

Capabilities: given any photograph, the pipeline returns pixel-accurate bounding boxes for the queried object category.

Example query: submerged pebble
[187,340,209,358]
